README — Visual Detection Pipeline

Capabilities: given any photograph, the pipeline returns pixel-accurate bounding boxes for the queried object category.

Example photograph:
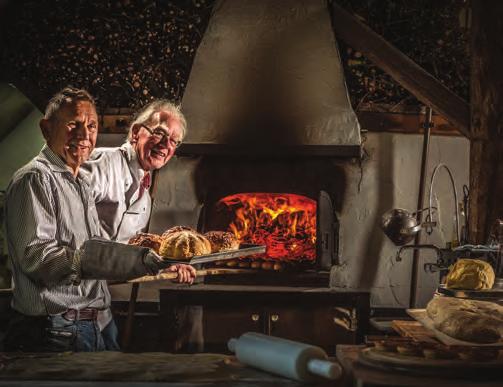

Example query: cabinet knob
[270,314,279,322]
[251,314,260,322]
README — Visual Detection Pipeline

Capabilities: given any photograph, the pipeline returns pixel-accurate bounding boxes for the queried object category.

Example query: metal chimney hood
[179,0,361,157]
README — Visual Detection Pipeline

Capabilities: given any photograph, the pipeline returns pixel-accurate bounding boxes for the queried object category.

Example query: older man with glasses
[84,100,185,244]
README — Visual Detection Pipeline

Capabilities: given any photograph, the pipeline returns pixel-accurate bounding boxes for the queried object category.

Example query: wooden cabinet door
[265,306,315,344]
[266,306,357,355]
[203,306,264,352]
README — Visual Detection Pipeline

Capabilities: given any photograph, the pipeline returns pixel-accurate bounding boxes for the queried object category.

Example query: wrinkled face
[131,110,183,171]
[40,100,98,175]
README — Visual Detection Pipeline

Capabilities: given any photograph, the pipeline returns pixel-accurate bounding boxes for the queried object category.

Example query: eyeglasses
[140,124,182,148]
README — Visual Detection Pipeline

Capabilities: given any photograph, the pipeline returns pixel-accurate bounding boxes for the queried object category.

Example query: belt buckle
[62,309,77,321]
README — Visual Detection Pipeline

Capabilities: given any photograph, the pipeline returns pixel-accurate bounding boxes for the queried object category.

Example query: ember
[216,193,316,262]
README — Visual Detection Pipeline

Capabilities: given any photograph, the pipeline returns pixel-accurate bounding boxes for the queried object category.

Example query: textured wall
[182,0,360,146]
[332,132,469,307]
[137,132,471,306]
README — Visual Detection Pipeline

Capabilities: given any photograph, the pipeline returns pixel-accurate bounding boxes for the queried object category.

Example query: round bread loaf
[445,259,495,290]
[128,232,162,253]
[162,225,197,239]
[159,230,211,259]
[204,231,240,253]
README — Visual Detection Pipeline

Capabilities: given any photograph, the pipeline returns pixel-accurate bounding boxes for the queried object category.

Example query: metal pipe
[409,107,432,308]
[122,169,159,351]
[427,163,460,244]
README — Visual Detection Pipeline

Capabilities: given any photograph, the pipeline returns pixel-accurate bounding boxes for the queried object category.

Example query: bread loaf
[128,232,162,253]
[204,231,240,253]
[162,225,197,239]
[426,296,503,343]
[159,229,211,260]
[445,259,495,290]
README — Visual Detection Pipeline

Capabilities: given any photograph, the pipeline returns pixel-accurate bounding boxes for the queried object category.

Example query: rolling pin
[228,332,342,382]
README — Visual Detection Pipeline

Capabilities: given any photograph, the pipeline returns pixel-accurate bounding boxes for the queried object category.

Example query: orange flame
[217,193,316,261]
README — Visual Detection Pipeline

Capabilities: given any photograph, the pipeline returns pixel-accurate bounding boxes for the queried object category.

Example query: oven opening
[213,193,317,265]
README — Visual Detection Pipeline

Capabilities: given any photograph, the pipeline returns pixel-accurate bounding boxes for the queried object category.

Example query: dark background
[0,0,469,112]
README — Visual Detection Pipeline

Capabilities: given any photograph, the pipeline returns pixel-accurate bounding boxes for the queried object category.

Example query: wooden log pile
[0,0,468,113]
[336,0,470,112]
[0,0,214,110]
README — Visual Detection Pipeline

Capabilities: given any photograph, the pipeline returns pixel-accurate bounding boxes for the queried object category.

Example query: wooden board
[407,309,503,348]
[391,320,438,344]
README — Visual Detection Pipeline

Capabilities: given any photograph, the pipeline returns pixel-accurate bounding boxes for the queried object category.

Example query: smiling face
[40,100,98,175]
[131,110,183,171]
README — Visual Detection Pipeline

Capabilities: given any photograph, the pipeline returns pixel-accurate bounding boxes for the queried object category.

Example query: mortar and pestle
[228,332,342,382]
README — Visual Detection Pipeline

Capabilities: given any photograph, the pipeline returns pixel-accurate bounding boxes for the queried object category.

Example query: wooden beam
[330,1,471,138]
[468,0,503,243]
[357,111,463,137]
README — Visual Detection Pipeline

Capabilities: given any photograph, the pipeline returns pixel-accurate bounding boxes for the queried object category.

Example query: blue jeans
[4,311,120,352]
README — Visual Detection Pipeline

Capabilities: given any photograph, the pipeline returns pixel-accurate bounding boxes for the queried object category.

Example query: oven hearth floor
[203,269,330,287]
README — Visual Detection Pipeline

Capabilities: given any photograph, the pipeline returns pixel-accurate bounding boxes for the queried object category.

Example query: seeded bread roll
[128,232,162,253]
[204,231,240,253]
[159,230,211,260]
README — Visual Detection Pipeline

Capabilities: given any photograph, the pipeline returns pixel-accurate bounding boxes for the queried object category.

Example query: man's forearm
[76,238,170,282]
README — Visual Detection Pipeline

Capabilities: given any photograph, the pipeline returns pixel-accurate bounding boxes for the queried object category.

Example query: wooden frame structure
[330,0,503,243]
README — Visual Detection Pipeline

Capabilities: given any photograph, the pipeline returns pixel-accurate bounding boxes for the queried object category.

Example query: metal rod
[427,163,460,243]
[122,169,160,350]
[409,107,433,308]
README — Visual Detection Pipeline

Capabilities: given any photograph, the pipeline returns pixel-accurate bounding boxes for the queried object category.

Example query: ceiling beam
[330,1,471,138]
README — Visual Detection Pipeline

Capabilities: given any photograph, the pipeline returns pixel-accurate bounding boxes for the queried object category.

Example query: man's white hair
[128,99,187,141]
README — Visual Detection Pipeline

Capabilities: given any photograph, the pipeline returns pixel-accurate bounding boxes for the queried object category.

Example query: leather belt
[62,308,99,321]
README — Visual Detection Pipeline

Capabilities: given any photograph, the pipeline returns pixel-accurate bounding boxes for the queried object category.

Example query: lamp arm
[427,164,460,243]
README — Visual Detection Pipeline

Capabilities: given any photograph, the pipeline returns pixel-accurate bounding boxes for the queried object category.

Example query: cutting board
[407,309,503,348]
[391,320,438,344]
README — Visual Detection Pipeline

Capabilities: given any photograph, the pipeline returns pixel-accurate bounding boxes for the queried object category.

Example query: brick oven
[148,0,361,284]
[145,0,370,354]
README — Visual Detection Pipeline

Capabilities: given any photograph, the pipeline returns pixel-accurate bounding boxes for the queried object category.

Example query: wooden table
[336,345,503,387]
[0,352,341,386]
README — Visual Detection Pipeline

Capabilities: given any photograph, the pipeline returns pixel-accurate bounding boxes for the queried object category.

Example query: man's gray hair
[128,99,187,141]
[44,87,95,120]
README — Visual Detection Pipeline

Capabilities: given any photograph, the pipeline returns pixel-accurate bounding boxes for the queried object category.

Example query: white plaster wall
[114,131,471,305]
[332,132,470,308]
[0,109,44,190]
[182,0,360,146]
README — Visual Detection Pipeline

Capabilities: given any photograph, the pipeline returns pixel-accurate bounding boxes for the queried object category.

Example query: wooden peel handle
[129,271,194,283]
[129,268,256,283]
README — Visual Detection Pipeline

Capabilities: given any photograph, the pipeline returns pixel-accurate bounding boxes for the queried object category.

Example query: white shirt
[82,142,152,243]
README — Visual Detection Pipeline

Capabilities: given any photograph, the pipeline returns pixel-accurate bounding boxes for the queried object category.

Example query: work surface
[336,345,503,387]
[0,352,337,386]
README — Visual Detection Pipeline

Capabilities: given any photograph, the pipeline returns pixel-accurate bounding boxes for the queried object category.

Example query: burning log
[216,193,317,263]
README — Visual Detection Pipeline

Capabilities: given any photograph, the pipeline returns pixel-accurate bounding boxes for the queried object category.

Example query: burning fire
[217,193,316,261]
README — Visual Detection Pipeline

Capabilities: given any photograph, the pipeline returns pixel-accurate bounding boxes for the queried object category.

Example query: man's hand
[164,264,196,284]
